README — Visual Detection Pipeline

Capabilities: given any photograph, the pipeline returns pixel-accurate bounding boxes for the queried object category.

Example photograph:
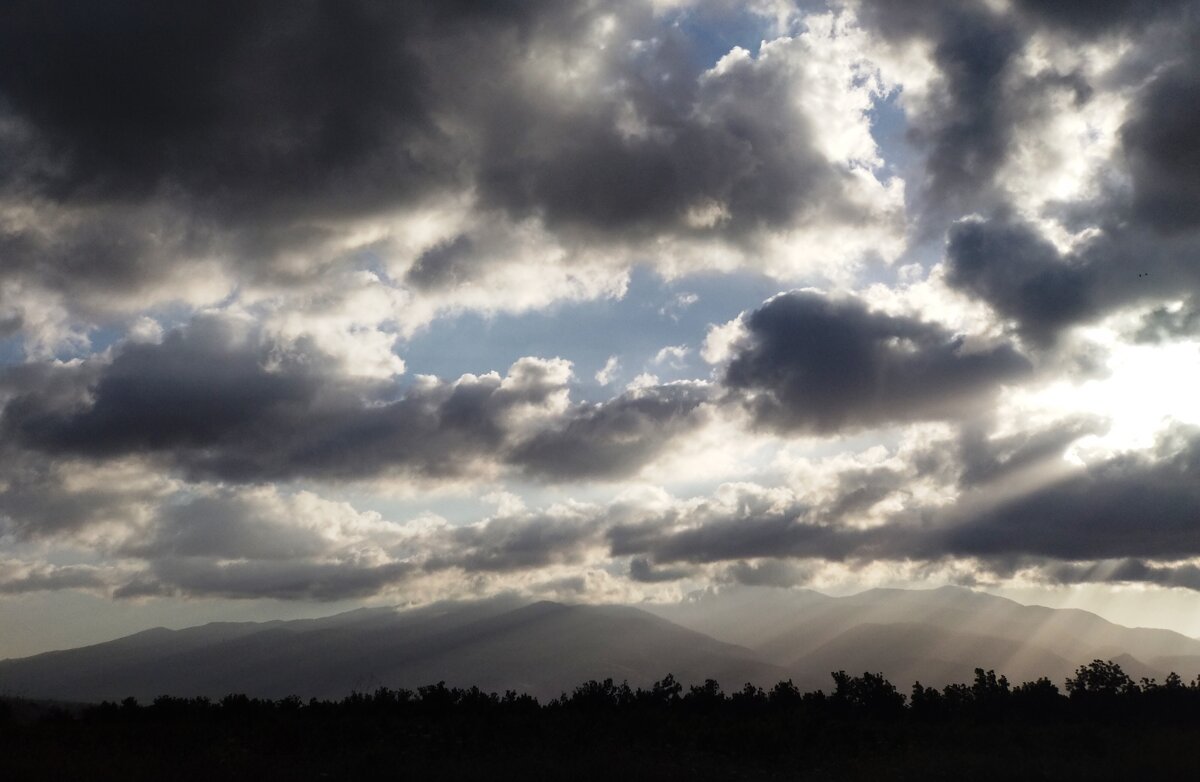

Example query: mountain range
[3,586,1199,702]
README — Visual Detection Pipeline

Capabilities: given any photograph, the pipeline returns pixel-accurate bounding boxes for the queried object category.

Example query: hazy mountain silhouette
[3,587,1199,702]
[0,598,782,702]
[648,586,1200,686]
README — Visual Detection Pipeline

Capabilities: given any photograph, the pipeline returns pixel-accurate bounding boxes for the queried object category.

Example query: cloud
[1131,299,1200,344]
[0,562,109,595]
[944,425,1200,561]
[509,382,714,480]
[1,316,710,498]
[595,356,621,386]
[956,415,1107,487]
[653,345,691,368]
[603,421,1200,592]
[853,0,1069,224]
[944,218,1097,345]
[1010,0,1190,36]
[1040,558,1200,591]
[1121,49,1200,231]
[723,559,815,587]
[134,558,417,602]
[5,0,1200,615]
[0,0,903,352]
[629,557,697,583]
[945,215,1200,345]
[719,290,1031,434]
[0,0,439,216]
[432,508,605,574]
[0,450,176,539]
[5,418,1200,601]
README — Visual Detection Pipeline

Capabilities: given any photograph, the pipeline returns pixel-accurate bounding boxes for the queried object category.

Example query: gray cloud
[945,426,1200,561]
[1011,0,1191,36]
[0,0,443,216]
[0,317,709,510]
[957,415,1107,487]
[5,0,1200,610]
[946,215,1200,344]
[722,291,1031,433]
[852,0,1093,221]
[945,218,1098,345]
[1132,298,1200,344]
[473,22,857,243]
[0,448,169,538]
[510,383,712,480]
[629,557,696,583]
[0,315,21,339]
[1122,49,1200,232]
[431,512,604,574]
[127,493,332,561]
[9,418,1200,600]
[722,559,815,588]
[0,564,108,595]
[604,422,1200,591]
[0,0,896,341]
[131,558,416,602]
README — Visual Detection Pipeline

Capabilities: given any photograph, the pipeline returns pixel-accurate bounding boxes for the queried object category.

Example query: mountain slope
[0,599,783,702]
[787,622,1075,691]
[5,587,1200,703]
[648,585,1200,685]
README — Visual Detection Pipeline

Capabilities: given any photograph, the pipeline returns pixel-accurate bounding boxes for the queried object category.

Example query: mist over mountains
[4,587,1199,703]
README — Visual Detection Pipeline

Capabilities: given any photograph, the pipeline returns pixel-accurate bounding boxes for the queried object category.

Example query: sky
[2,0,1200,658]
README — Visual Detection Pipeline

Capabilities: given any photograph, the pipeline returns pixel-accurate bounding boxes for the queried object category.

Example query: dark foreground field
[5,663,1200,780]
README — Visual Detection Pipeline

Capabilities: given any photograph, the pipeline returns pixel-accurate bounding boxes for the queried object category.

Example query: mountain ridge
[3,587,1198,703]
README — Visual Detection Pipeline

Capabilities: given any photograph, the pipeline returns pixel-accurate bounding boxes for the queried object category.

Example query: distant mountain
[785,622,1074,691]
[4,586,1199,703]
[0,599,782,702]
[646,585,1200,687]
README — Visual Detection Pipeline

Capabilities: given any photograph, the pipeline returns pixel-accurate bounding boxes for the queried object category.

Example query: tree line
[5,660,1200,780]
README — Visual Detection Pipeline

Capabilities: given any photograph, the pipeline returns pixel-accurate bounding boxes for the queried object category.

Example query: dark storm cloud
[945,218,1097,345]
[0,0,888,332]
[721,291,1031,434]
[11,418,1200,598]
[1011,0,1190,36]
[0,317,709,493]
[945,215,1200,343]
[1121,48,1200,231]
[0,0,471,315]
[0,0,440,214]
[1042,559,1200,591]
[606,479,893,567]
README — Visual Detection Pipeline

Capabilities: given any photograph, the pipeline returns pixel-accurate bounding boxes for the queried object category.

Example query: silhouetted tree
[830,671,905,719]
[1065,660,1137,698]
